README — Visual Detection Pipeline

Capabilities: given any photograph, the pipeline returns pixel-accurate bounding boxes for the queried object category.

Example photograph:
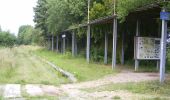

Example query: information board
[135,37,160,60]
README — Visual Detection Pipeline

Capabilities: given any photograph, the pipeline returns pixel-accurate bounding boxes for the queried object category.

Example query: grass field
[35,48,117,82]
[0,46,68,85]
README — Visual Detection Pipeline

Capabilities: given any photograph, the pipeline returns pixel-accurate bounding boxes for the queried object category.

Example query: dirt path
[56,71,162,99]
[1,70,168,100]
[60,70,159,89]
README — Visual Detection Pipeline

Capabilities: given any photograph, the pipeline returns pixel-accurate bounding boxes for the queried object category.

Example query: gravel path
[0,71,169,99]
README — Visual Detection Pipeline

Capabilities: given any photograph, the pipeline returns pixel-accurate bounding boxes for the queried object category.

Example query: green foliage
[167,3,170,11]
[90,0,113,20]
[46,0,70,34]
[0,30,17,47]
[34,0,87,36]
[46,0,86,34]
[91,47,104,62]
[34,0,48,35]
[117,0,160,22]
[18,25,34,45]
[90,2,106,20]
[112,96,121,100]
[18,25,44,45]
[32,0,170,65]
[33,0,167,39]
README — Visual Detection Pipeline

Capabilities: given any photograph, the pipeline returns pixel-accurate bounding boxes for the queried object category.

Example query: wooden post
[135,20,140,71]
[112,17,118,69]
[86,25,91,63]
[160,8,168,83]
[72,31,75,56]
[56,35,59,52]
[52,35,54,51]
[104,32,108,64]
[121,32,125,65]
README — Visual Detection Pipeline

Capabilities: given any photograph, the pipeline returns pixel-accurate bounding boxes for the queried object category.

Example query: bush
[0,31,17,47]
[91,47,104,62]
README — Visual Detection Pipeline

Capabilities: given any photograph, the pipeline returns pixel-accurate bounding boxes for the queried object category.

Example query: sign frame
[134,36,161,60]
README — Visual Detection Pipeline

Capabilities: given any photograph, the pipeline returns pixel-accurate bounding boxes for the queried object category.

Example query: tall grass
[0,46,69,85]
[0,48,17,80]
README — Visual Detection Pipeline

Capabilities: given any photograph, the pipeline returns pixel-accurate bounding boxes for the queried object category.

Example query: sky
[0,0,38,35]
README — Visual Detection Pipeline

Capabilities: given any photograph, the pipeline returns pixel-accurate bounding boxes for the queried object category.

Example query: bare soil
[1,69,169,99]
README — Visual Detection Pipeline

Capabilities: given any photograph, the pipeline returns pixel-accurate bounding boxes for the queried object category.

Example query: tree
[18,25,44,45]
[34,0,48,35]
[46,0,87,35]
[90,2,106,20]
[18,25,34,45]
[33,0,166,42]
[117,0,159,21]
[0,30,17,46]
[31,28,45,45]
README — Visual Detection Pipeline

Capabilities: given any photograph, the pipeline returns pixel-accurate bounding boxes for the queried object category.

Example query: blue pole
[160,8,168,83]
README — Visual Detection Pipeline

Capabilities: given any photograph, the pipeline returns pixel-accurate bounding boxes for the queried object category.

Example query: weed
[112,96,121,100]
[0,46,68,85]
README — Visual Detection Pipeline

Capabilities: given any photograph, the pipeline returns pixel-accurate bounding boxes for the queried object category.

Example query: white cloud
[0,0,37,35]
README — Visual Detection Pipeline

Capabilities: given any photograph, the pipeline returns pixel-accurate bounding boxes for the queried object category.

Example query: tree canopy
[0,30,17,46]
[18,25,44,45]
[33,0,166,36]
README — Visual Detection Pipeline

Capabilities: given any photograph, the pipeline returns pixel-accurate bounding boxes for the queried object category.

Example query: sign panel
[135,37,160,60]
[160,12,170,20]
[62,34,66,38]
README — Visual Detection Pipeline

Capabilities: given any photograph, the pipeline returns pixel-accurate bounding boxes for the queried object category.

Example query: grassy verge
[22,95,59,100]
[34,48,118,82]
[83,80,170,96]
[0,46,69,85]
